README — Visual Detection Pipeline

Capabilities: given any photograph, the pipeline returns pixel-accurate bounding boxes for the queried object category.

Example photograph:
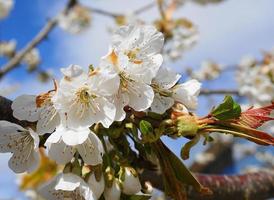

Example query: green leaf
[139,120,153,135]
[159,141,210,194]
[211,95,241,120]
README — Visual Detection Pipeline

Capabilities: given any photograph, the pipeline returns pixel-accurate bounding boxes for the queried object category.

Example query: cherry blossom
[0,121,40,173]
[0,0,13,19]
[0,40,16,57]
[12,86,60,135]
[39,173,97,200]
[150,66,201,114]
[45,124,104,165]
[53,65,119,128]
[58,5,91,34]
[101,24,164,120]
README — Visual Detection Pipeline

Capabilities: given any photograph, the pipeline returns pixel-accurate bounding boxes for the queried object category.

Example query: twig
[0,19,58,79]
[134,1,155,15]
[200,89,240,96]
[0,0,78,79]
[140,168,274,200]
[88,1,156,18]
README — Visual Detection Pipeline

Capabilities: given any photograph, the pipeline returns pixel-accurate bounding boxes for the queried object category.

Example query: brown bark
[1,95,274,200]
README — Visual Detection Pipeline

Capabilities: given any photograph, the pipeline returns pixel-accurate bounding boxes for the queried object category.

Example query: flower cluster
[0,40,16,57]
[0,24,201,200]
[237,50,274,105]
[192,60,223,81]
[0,0,13,20]
[58,4,91,34]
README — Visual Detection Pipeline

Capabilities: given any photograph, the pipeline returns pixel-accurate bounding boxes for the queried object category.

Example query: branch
[200,89,240,96]
[1,96,273,199]
[140,169,274,200]
[0,0,77,79]
[88,1,156,18]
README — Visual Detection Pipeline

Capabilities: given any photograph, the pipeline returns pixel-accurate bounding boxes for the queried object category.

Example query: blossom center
[151,82,173,97]
[77,88,96,104]
[125,48,143,64]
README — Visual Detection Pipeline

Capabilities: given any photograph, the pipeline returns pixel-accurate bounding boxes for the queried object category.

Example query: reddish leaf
[230,123,274,145]
[239,102,274,129]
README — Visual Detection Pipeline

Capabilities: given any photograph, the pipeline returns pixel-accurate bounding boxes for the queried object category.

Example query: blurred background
[0,0,274,199]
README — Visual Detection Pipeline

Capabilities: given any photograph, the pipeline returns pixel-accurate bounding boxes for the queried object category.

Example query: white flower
[121,167,142,195]
[87,173,105,199]
[104,178,121,200]
[61,64,84,80]
[39,173,97,200]
[164,19,198,61]
[53,66,119,128]
[173,79,201,109]
[150,67,201,114]
[58,5,91,34]
[0,121,40,173]
[45,124,104,165]
[0,40,16,57]
[150,67,181,114]
[192,61,223,81]
[22,48,41,69]
[0,0,13,19]
[101,24,164,120]
[12,86,60,135]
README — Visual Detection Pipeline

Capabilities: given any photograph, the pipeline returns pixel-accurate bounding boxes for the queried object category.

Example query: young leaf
[217,122,274,146]
[211,95,241,120]
[139,120,153,135]
[239,102,274,128]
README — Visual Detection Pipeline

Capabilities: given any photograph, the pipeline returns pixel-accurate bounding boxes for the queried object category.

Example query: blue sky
[1,0,274,199]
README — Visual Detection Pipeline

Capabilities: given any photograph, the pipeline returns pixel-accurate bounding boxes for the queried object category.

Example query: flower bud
[176,115,198,137]
[87,172,105,199]
[104,178,121,200]
[120,167,142,195]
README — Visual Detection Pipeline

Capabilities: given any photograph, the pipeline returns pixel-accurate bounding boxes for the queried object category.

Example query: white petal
[61,126,90,146]
[77,131,104,165]
[39,173,97,200]
[112,24,164,56]
[11,95,40,122]
[127,82,154,111]
[46,140,75,165]
[104,179,121,200]
[122,168,142,195]
[173,79,201,110]
[150,93,174,114]
[0,121,25,152]
[87,173,105,199]
[113,91,130,121]
[55,173,82,191]
[45,129,63,144]
[8,146,40,173]
[28,128,40,150]
[61,64,83,78]
[89,69,120,96]
[36,102,60,135]
[153,67,181,89]
[66,97,116,129]
[122,53,163,84]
